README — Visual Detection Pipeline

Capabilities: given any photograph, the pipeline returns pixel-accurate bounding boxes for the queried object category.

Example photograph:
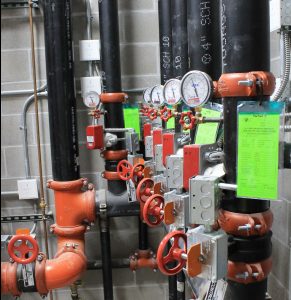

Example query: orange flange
[1,262,21,296]
[129,249,158,271]
[101,150,128,161]
[100,92,127,103]
[218,209,273,237]
[228,257,272,284]
[215,71,275,98]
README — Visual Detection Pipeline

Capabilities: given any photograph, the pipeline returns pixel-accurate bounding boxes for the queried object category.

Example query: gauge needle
[172,88,175,99]
[157,93,161,102]
[191,79,199,98]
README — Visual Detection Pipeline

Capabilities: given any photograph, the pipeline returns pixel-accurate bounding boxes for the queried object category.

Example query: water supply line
[273,30,291,101]
[28,1,51,298]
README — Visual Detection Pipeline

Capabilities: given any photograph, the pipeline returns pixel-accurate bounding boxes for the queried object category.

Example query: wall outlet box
[80,76,102,98]
[17,179,38,200]
[79,40,100,61]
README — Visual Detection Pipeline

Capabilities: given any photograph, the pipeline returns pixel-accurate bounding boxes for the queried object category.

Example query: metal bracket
[1,212,53,223]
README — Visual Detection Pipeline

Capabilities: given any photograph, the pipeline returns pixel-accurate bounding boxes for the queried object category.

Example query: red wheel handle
[136,178,154,202]
[157,231,187,276]
[117,160,133,181]
[160,107,173,122]
[8,235,39,264]
[179,112,196,130]
[131,163,145,186]
[148,109,158,121]
[143,194,165,227]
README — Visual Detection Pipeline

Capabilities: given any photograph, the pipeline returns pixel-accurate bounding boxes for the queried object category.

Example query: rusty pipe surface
[1,178,96,296]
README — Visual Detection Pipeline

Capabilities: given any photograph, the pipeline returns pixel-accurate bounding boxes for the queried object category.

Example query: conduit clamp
[218,209,273,237]
[214,71,275,98]
[129,249,158,272]
[100,92,128,103]
[101,150,128,161]
[35,252,49,296]
[228,257,272,284]
[102,171,121,181]
[157,231,188,276]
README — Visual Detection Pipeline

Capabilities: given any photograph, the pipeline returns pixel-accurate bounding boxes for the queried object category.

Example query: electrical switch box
[79,40,100,61]
[189,175,221,226]
[86,125,104,150]
[145,136,153,158]
[17,179,38,200]
[155,144,164,172]
[166,155,183,189]
[187,226,228,281]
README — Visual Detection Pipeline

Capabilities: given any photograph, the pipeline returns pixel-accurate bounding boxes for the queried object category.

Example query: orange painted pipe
[2,178,96,296]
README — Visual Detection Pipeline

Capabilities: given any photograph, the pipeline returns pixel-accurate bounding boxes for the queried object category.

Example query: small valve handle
[141,106,149,116]
[160,107,173,122]
[117,160,133,181]
[131,163,145,186]
[143,194,165,227]
[8,234,39,264]
[179,112,196,130]
[136,178,155,202]
[157,231,187,275]
[148,108,158,121]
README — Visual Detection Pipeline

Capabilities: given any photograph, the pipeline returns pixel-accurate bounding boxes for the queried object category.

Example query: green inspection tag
[237,103,282,200]
[195,108,221,145]
[124,107,140,138]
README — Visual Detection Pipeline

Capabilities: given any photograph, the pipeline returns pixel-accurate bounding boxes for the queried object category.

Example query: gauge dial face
[84,91,100,108]
[163,79,181,105]
[150,85,165,108]
[143,87,152,105]
[180,71,213,108]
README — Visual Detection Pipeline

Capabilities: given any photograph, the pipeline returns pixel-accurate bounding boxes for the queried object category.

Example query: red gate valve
[8,234,39,264]
[117,160,133,181]
[160,107,173,122]
[147,108,158,121]
[136,178,155,203]
[131,163,145,186]
[143,194,165,227]
[141,106,149,116]
[179,112,196,130]
[157,231,187,276]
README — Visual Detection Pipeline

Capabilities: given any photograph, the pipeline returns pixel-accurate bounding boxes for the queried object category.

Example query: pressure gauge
[163,79,181,106]
[180,70,213,108]
[150,85,165,108]
[83,91,100,108]
[143,87,152,105]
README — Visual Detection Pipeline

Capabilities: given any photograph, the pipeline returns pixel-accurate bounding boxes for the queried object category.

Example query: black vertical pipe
[177,271,185,300]
[138,219,148,250]
[171,0,188,133]
[98,0,126,195]
[43,0,80,181]
[187,0,222,81]
[158,0,173,84]
[99,216,113,300]
[158,2,177,299]
[221,1,271,299]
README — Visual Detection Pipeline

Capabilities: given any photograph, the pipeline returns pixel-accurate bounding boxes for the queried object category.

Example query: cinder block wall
[1,1,290,300]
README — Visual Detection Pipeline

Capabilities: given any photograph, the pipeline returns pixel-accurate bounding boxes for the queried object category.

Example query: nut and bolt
[235,272,249,280]
[153,268,157,272]
[49,227,54,233]
[37,254,43,262]
[238,224,252,231]
[9,258,14,264]
[198,255,206,263]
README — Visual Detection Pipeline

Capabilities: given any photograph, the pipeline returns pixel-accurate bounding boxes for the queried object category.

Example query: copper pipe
[28,2,52,299]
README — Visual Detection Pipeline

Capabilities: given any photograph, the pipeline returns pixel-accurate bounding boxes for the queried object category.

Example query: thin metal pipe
[1,83,47,97]
[28,3,52,300]
[85,0,93,77]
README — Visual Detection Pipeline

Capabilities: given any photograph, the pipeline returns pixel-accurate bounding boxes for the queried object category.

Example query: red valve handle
[157,231,187,276]
[143,194,165,227]
[117,160,133,181]
[131,163,145,186]
[141,106,149,116]
[160,107,173,122]
[8,234,39,264]
[148,109,158,121]
[136,178,155,203]
[179,112,196,130]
